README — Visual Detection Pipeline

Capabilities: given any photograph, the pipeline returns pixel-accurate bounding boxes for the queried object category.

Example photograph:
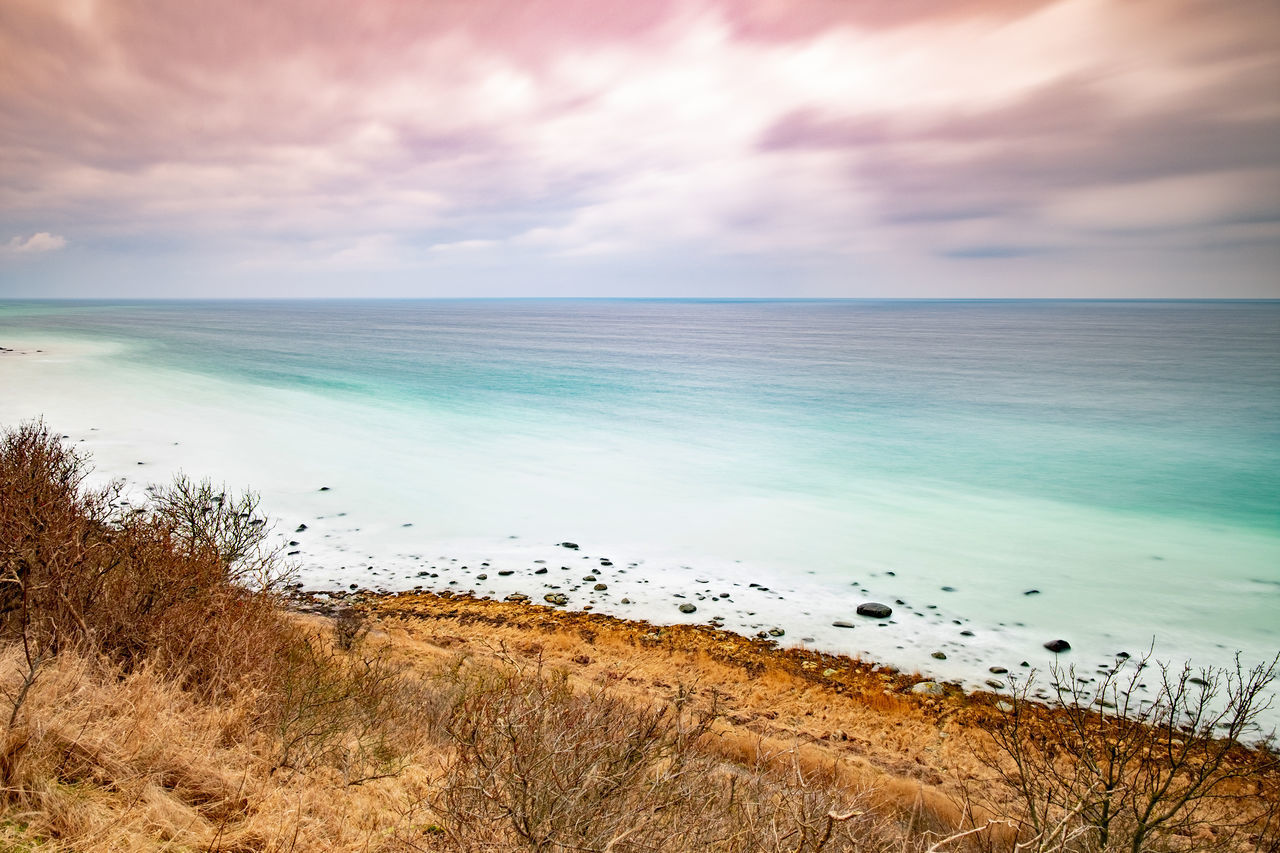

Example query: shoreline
[292,586,1054,716]
[3,329,1277,727]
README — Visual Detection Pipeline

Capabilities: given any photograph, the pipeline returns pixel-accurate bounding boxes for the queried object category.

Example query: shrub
[981,650,1280,852]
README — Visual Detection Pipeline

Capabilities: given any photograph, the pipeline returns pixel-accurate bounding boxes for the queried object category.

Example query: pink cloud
[3,232,67,254]
[0,0,1275,295]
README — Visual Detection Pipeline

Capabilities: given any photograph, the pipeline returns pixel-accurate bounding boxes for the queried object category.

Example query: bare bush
[981,649,1280,853]
[149,473,293,591]
[334,606,370,651]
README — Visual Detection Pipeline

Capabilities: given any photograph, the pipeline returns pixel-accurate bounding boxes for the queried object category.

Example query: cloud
[0,0,1276,295]
[3,232,67,254]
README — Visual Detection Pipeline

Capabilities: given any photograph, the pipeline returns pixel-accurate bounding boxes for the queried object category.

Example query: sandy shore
[291,586,1009,820]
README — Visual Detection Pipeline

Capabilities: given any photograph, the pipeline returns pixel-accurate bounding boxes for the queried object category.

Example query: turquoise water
[2,299,1278,702]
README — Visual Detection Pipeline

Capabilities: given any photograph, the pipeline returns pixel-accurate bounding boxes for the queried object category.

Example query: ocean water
[2,299,1278,714]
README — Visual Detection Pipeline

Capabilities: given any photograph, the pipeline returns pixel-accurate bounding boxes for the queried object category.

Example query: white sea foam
[2,305,1278,731]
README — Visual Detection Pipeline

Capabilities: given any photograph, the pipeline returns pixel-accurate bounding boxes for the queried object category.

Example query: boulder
[832,620,855,629]
[560,542,579,550]
[543,593,568,605]
[1044,639,1071,653]
[593,583,608,591]
[678,603,697,614]
[911,681,945,696]
[931,651,947,660]
[856,602,893,619]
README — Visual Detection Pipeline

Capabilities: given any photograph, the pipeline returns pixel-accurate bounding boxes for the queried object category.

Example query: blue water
[2,299,1278,703]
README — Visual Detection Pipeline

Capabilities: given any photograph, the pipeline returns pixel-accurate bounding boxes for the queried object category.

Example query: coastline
[3,316,1278,727]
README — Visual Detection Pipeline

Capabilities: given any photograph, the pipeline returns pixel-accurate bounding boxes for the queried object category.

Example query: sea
[2,299,1278,721]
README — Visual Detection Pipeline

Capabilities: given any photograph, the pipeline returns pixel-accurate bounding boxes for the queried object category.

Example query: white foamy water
[2,300,1278,730]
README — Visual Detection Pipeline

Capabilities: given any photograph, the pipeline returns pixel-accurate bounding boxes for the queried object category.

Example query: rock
[593,583,608,591]
[1024,589,1040,595]
[543,593,568,605]
[822,668,839,677]
[504,593,529,602]
[678,603,697,614]
[768,627,784,637]
[476,574,487,580]
[856,602,893,619]
[288,540,300,546]
[560,542,579,550]
[318,486,330,492]
[295,524,308,532]
[931,651,947,660]
[941,586,956,592]
[959,630,974,637]
[911,681,945,696]
[1044,639,1071,653]
[620,597,631,604]
[832,621,855,629]
[498,570,514,576]
[989,666,1008,674]
[534,567,548,574]
[986,679,1006,690]
[600,559,613,566]
[996,701,1015,713]
[583,575,597,581]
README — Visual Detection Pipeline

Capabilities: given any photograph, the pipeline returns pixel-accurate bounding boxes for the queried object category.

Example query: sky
[1,0,1278,298]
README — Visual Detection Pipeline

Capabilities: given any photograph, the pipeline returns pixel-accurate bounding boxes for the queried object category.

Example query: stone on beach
[832,620,855,629]
[1044,639,1071,653]
[856,602,892,619]
[678,603,697,613]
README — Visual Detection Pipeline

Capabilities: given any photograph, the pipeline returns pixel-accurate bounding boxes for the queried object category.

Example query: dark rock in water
[583,575,597,582]
[498,570,514,576]
[989,666,1008,674]
[960,630,974,637]
[1189,676,1209,687]
[534,567,548,574]
[931,651,947,660]
[600,559,613,566]
[832,620,856,629]
[986,679,1006,690]
[593,583,608,591]
[319,486,330,492]
[288,540,300,546]
[1024,589,1040,595]
[621,597,631,604]
[476,573,488,580]
[544,593,568,605]
[856,602,893,619]
[1116,651,1131,659]
[560,542,579,550]
[1020,661,1030,667]
[504,593,529,602]
[295,524,308,532]
[940,586,956,592]
[1044,639,1071,653]
[678,603,697,614]
[768,627,784,637]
